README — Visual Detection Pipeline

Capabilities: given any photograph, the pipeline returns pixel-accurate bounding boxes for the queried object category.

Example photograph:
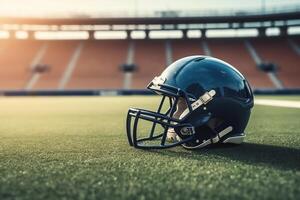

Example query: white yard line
[255,99,300,108]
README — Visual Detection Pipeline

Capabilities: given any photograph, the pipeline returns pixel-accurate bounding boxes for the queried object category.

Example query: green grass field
[0,96,299,200]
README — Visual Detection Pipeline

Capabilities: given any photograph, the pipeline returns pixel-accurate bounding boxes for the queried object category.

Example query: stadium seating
[251,38,300,88]
[33,41,79,89]
[132,40,166,89]
[0,37,299,90]
[171,39,205,60]
[0,40,41,89]
[66,40,128,89]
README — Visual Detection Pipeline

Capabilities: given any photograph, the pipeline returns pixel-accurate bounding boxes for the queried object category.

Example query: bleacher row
[0,37,299,90]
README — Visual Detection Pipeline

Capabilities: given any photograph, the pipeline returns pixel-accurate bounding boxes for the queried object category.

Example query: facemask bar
[126,109,196,149]
[126,82,196,149]
[147,80,194,117]
[148,95,172,139]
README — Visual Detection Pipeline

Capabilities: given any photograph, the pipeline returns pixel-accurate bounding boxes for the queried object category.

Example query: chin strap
[179,90,216,119]
[182,126,233,149]
[169,125,245,148]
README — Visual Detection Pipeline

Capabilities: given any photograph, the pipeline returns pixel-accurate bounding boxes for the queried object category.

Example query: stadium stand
[251,37,300,88]
[0,37,299,91]
[0,12,299,93]
[132,40,166,89]
[0,40,41,89]
[32,41,79,90]
[66,40,128,89]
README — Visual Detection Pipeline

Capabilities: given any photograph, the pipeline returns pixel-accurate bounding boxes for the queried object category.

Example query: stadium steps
[123,40,135,89]
[58,42,84,90]
[132,40,166,89]
[25,42,48,90]
[165,40,173,66]
[288,39,300,56]
[201,41,212,56]
[244,40,282,88]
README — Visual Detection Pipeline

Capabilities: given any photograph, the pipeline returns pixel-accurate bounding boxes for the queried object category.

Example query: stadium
[0,0,299,199]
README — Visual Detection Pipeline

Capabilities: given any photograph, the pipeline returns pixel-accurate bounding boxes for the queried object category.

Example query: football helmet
[126,56,254,149]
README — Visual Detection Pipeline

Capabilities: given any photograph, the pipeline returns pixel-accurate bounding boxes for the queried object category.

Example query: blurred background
[0,0,299,94]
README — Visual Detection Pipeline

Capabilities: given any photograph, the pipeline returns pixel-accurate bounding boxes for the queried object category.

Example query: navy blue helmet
[126,56,254,149]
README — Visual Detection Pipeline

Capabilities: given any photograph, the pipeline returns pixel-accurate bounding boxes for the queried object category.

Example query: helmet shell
[161,56,252,101]
[160,56,254,142]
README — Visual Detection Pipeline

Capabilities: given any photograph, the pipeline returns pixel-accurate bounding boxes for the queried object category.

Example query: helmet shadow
[147,142,300,171]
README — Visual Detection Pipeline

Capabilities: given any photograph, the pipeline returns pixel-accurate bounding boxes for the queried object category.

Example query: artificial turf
[0,96,299,200]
